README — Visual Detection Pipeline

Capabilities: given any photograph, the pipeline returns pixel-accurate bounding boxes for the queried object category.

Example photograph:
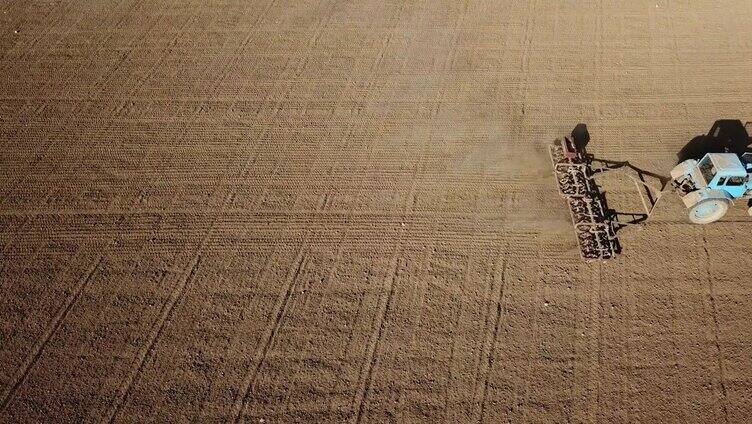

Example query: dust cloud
[452,130,572,235]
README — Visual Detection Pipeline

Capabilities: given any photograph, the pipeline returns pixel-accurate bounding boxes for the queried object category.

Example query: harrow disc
[549,140,619,261]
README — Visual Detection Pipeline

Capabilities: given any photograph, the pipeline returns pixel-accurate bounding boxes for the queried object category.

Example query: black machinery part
[678,119,752,163]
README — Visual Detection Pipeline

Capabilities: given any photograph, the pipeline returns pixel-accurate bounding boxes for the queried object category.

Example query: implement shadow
[587,155,671,230]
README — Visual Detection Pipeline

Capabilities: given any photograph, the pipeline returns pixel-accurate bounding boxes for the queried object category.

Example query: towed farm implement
[550,120,752,261]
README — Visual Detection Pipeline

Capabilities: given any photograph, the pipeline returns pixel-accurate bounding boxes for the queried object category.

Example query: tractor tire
[689,198,729,224]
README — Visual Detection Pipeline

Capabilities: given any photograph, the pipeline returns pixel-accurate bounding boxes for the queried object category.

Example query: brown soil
[2,1,752,423]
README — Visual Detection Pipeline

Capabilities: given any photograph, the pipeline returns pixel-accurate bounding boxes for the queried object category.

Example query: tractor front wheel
[689,198,729,224]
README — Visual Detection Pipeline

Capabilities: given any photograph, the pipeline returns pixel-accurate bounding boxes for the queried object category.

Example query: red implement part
[561,135,580,160]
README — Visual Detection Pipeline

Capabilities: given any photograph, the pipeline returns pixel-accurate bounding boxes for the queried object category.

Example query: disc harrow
[549,137,619,261]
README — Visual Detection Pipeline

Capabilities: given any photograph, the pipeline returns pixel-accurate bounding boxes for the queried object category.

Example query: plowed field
[2,1,752,422]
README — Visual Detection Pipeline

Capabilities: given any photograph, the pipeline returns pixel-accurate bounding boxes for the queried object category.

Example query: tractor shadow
[678,119,752,162]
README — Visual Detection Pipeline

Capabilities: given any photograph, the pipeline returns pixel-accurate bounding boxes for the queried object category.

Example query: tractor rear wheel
[689,198,729,224]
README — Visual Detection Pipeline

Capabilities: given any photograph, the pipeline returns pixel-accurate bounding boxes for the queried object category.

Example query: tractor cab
[697,153,749,198]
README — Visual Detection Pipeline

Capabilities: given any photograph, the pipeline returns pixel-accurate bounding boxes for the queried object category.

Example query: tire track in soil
[231,240,310,423]
[103,134,255,421]
[253,0,280,27]
[190,246,277,423]
[591,263,603,422]
[338,8,416,414]
[471,252,507,423]
[100,76,269,420]
[102,254,202,424]
[702,230,730,424]
[103,169,249,423]
[351,251,400,424]
[0,255,104,410]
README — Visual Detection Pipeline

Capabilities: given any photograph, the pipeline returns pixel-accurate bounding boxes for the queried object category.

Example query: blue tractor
[550,120,752,261]
[670,120,752,224]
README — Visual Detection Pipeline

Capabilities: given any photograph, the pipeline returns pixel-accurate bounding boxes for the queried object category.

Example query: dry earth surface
[1,0,752,422]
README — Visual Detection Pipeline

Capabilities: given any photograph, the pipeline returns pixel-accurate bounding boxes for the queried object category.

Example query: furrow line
[102,255,201,424]
[231,242,309,423]
[0,255,104,410]
[352,252,400,424]
[472,254,507,423]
